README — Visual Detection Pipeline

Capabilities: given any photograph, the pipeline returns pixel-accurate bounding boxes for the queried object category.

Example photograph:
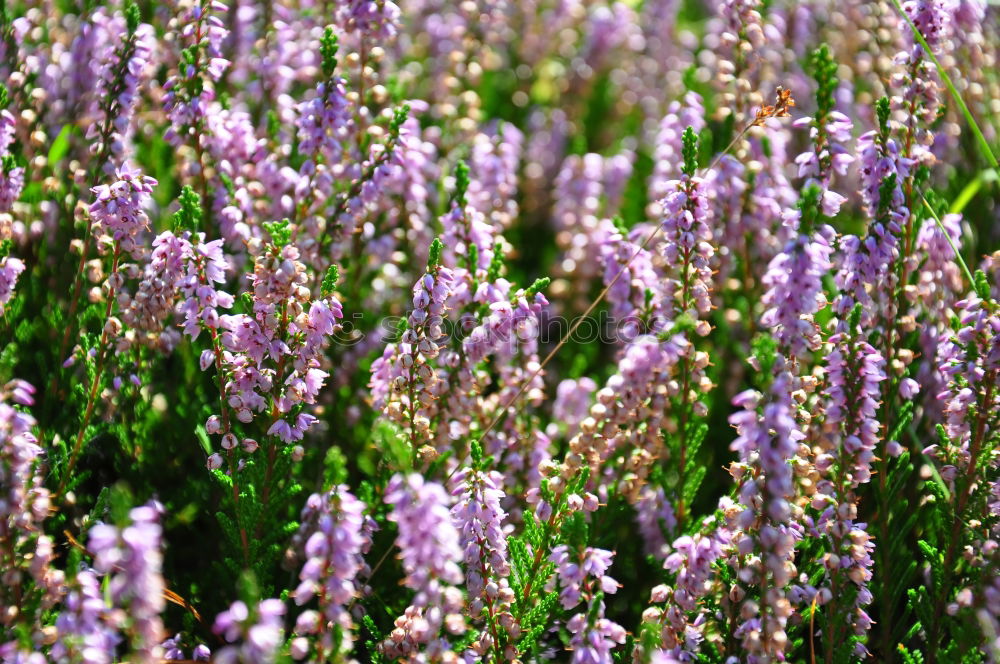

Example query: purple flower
[0,256,25,314]
[467,122,523,229]
[88,165,157,255]
[382,474,465,658]
[551,545,625,663]
[550,545,620,610]
[659,174,714,320]
[338,0,401,41]
[86,12,154,170]
[761,221,835,357]
[386,474,463,603]
[0,161,23,212]
[291,486,370,658]
[933,296,1000,483]
[1,379,63,649]
[636,486,678,560]
[178,235,233,340]
[554,378,598,434]
[727,368,804,660]
[835,127,910,326]
[450,467,510,598]
[566,610,627,664]
[650,93,706,202]
[213,599,285,664]
[87,502,166,663]
[0,109,15,153]
[645,514,731,660]
[463,289,548,363]
[297,78,353,165]
[163,0,231,144]
[52,570,121,664]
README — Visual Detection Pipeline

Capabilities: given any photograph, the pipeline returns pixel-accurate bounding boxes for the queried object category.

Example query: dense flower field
[1,0,999,662]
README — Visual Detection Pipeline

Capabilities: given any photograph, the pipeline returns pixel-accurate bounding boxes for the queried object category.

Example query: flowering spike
[810,44,837,118]
[526,277,550,297]
[173,185,202,233]
[876,96,891,136]
[454,159,470,206]
[125,0,141,34]
[681,126,698,177]
[321,265,341,297]
[487,241,505,281]
[427,238,443,271]
[263,219,292,248]
[320,27,339,77]
[391,104,410,135]
[849,302,863,330]
[797,183,823,234]
[467,243,479,274]
[974,269,991,301]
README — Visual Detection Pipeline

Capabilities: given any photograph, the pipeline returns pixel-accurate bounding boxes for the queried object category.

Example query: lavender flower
[1,379,62,645]
[215,239,343,444]
[119,230,191,351]
[0,255,24,313]
[761,197,835,358]
[812,316,885,652]
[894,0,951,161]
[463,288,548,363]
[650,93,705,204]
[0,136,22,211]
[836,102,911,327]
[86,7,154,170]
[554,378,598,435]
[87,502,166,663]
[52,570,120,664]
[551,546,625,663]
[386,473,463,603]
[163,0,231,144]
[727,370,804,660]
[450,462,517,658]
[213,599,286,664]
[451,466,510,598]
[468,122,523,229]
[161,635,210,661]
[297,76,352,166]
[931,295,1000,482]
[291,486,370,659]
[659,167,714,323]
[178,234,234,340]
[643,510,731,661]
[379,255,456,445]
[792,44,854,216]
[635,484,677,559]
[338,0,402,41]
[565,610,627,664]
[88,165,157,256]
[382,473,466,659]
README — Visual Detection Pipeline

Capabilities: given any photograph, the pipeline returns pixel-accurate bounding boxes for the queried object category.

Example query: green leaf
[47,125,73,165]
[194,423,212,455]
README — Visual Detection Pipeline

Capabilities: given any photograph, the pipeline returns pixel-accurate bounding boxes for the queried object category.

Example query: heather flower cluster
[1,1,999,663]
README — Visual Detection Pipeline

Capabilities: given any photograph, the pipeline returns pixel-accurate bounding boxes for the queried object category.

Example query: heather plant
[0,1,999,663]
